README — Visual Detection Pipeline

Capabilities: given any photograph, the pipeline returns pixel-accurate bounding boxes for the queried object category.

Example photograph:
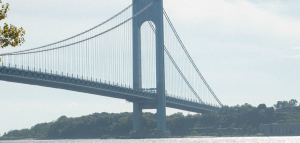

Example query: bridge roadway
[0,66,220,113]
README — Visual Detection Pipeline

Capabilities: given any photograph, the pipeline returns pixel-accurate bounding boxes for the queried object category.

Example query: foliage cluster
[2,100,300,139]
[273,99,298,109]
[0,0,25,48]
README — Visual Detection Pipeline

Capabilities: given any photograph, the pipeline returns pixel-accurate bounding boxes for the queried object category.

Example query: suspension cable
[0,3,153,56]
[163,9,223,106]
[148,22,204,103]
[1,4,133,55]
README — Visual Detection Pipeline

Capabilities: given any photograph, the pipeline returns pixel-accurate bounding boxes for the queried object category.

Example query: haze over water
[1,137,300,143]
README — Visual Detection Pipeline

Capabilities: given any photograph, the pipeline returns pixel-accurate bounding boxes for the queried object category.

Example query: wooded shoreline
[1,99,300,140]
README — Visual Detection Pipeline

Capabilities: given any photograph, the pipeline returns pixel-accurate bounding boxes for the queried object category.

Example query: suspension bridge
[0,0,223,137]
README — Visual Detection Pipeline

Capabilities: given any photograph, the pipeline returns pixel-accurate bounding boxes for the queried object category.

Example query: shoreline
[0,135,287,141]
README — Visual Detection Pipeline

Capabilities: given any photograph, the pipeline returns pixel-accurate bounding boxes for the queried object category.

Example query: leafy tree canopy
[273,99,298,109]
[0,0,25,48]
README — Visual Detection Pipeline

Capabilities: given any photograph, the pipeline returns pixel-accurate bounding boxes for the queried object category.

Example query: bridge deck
[0,66,220,113]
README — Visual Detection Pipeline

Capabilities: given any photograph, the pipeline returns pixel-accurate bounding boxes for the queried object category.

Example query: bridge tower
[131,0,170,137]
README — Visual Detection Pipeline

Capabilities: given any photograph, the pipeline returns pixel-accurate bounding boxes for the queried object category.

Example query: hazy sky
[0,0,300,135]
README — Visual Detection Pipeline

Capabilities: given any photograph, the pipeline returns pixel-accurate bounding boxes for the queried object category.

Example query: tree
[289,99,298,107]
[257,104,267,111]
[0,0,25,48]
[273,101,289,109]
[273,100,298,109]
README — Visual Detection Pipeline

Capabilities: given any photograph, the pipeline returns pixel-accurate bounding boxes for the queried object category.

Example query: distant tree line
[1,99,300,140]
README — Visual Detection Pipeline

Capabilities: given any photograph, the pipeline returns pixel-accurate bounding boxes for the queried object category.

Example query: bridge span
[0,0,223,137]
[0,66,219,113]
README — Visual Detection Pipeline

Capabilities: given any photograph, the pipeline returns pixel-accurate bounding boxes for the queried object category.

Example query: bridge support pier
[130,101,171,138]
[133,103,142,131]
[130,103,147,138]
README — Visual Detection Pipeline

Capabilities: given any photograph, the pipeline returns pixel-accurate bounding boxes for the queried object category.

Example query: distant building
[260,124,300,136]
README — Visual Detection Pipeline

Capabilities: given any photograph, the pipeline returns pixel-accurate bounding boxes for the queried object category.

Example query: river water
[1,137,300,143]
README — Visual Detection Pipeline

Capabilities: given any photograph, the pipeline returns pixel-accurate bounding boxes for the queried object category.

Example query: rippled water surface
[1,137,300,143]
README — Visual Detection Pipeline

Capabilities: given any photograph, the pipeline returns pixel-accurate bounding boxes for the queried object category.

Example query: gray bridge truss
[0,66,219,113]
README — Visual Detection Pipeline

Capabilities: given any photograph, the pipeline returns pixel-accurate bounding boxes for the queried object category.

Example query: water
[1,137,300,143]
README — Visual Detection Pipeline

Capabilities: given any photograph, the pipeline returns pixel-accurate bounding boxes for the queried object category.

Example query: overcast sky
[0,0,300,135]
